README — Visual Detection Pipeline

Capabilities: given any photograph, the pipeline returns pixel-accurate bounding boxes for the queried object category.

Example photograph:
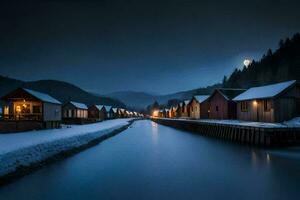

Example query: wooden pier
[151,118,300,147]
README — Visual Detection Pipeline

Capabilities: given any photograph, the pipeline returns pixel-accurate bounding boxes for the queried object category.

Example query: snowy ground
[0,118,133,177]
[155,117,300,128]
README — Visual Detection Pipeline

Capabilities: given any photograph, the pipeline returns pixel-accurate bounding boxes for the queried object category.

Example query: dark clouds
[0,0,300,94]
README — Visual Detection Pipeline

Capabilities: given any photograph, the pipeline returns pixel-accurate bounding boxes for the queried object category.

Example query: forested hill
[223,33,300,88]
[0,76,126,108]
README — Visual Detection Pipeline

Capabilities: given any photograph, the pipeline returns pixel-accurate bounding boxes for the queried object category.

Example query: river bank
[0,118,135,185]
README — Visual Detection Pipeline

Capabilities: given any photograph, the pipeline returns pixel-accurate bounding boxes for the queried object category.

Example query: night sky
[0,0,300,94]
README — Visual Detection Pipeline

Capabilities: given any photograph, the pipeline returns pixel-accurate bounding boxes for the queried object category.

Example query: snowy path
[0,119,133,177]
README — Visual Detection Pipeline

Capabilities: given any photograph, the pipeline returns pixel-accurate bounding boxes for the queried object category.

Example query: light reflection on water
[0,120,299,200]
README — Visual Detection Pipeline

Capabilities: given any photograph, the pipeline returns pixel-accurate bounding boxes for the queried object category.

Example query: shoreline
[0,119,135,186]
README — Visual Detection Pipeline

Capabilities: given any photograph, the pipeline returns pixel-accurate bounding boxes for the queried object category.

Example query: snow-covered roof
[70,101,88,109]
[112,108,118,113]
[194,95,210,103]
[184,100,191,105]
[179,102,183,107]
[233,80,297,101]
[23,88,61,104]
[95,105,104,110]
[104,106,112,112]
[216,89,246,100]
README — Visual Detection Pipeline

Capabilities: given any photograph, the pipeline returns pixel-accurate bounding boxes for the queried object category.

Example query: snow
[0,118,133,177]
[104,106,112,112]
[233,80,296,101]
[157,117,289,128]
[194,95,210,103]
[184,100,190,105]
[95,105,104,111]
[112,108,118,113]
[23,88,61,104]
[70,101,88,109]
[283,117,300,128]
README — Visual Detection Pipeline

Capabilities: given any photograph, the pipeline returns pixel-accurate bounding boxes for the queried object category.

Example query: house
[233,80,300,123]
[1,88,61,132]
[63,101,88,124]
[208,89,246,119]
[189,95,210,119]
[88,105,106,121]
[112,108,120,118]
[170,106,178,118]
[104,106,113,119]
[164,108,170,118]
[181,100,191,118]
[119,108,126,118]
[176,102,184,117]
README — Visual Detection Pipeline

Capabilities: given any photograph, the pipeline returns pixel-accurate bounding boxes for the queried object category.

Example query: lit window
[241,102,248,112]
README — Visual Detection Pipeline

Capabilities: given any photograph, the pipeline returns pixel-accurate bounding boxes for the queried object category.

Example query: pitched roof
[104,106,112,111]
[112,108,118,113]
[194,95,210,103]
[217,89,246,100]
[94,105,104,111]
[233,80,297,101]
[70,101,88,109]
[184,100,190,104]
[23,88,61,104]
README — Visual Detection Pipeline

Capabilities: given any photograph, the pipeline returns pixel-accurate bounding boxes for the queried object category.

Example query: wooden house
[164,108,170,118]
[170,106,178,118]
[120,108,126,118]
[189,95,210,119]
[176,102,184,118]
[233,80,300,123]
[63,101,88,124]
[103,106,113,119]
[88,105,106,121]
[182,100,191,118]
[208,89,246,119]
[1,88,61,132]
[112,108,120,118]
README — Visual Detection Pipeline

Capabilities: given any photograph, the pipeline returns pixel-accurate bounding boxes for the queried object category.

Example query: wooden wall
[208,91,229,119]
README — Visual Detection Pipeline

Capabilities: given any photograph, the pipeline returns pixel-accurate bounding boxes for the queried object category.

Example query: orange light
[152,110,159,117]
[253,100,258,107]
[16,105,21,113]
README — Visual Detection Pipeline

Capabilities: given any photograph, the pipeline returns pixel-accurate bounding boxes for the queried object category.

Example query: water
[0,120,300,200]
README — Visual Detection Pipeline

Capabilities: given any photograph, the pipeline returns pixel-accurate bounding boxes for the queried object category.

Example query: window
[32,106,41,113]
[3,106,9,115]
[216,106,219,112]
[241,102,248,112]
[264,100,271,111]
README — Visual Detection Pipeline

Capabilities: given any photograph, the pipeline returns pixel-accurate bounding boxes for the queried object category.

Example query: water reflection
[0,120,299,200]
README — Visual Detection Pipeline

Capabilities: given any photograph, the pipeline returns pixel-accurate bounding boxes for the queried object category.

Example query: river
[0,120,300,200]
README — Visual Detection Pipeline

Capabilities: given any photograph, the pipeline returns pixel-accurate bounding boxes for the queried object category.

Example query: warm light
[253,100,258,107]
[152,110,159,117]
[16,105,21,113]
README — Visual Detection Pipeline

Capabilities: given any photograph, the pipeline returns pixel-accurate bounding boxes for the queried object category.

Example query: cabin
[1,88,61,132]
[176,102,184,118]
[208,89,246,119]
[233,80,300,123]
[169,106,178,118]
[112,108,120,118]
[88,105,106,121]
[119,108,126,118]
[180,100,190,118]
[103,106,113,119]
[62,101,88,124]
[164,108,170,118]
[189,95,210,119]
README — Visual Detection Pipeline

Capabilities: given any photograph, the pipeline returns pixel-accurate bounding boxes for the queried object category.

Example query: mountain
[106,84,220,110]
[0,76,125,107]
[108,33,300,110]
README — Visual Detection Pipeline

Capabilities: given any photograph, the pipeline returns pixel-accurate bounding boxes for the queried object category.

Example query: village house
[62,101,88,124]
[233,80,300,123]
[189,95,210,119]
[88,105,106,121]
[208,89,246,119]
[169,105,178,118]
[112,108,120,118]
[103,106,113,119]
[180,100,191,118]
[1,88,62,132]
[176,102,184,118]
[164,108,170,118]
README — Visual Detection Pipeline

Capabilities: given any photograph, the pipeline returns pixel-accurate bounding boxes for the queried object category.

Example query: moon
[243,59,251,67]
